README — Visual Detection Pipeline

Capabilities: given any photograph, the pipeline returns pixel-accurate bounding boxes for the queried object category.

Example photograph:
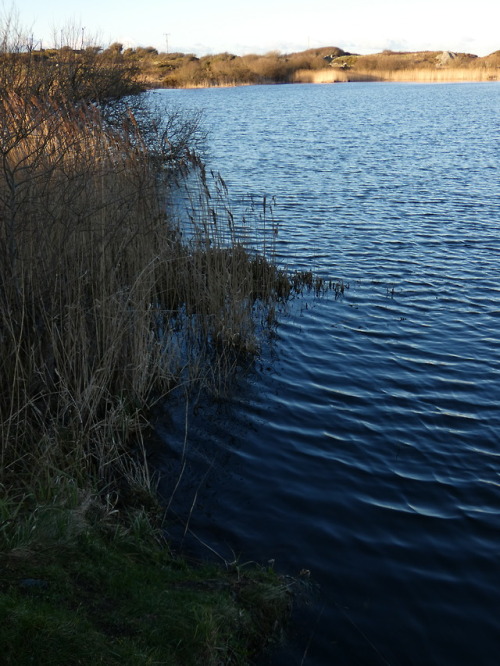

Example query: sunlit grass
[0,516,296,665]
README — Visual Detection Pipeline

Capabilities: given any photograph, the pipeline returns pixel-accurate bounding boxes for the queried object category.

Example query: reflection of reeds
[0,91,292,506]
[294,67,500,84]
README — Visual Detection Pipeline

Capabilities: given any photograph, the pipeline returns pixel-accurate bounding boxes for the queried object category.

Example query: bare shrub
[0,14,141,103]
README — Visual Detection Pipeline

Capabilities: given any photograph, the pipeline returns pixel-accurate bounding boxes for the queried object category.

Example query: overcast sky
[8,0,500,56]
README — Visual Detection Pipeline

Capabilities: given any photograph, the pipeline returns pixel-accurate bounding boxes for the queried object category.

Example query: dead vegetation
[294,49,500,83]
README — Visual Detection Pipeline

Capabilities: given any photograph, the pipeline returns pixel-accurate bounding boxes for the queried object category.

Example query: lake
[151,81,500,665]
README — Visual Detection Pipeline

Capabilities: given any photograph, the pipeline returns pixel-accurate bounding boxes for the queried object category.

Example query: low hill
[26,44,500,88]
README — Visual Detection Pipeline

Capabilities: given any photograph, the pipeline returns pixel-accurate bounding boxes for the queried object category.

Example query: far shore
[150,71,500,90]
[131,46,500,89]
[20,42,500,89]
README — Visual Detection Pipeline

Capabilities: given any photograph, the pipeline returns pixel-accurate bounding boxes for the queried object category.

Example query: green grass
[0,521,294,665]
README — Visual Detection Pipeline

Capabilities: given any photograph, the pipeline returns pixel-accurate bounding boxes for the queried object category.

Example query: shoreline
[137,47,500,89]
[0,34,305,663]
[1,28,497,663]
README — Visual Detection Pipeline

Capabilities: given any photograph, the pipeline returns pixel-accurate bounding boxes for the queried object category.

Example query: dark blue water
[152,82,500,665]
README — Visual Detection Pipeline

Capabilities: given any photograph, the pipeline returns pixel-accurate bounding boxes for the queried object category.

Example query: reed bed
[294,69,366,83]
[0,88,293,527]
[294,67,500,84]
[0,24,306,656]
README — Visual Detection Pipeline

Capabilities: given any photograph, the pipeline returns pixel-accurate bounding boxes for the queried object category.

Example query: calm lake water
[152,82,500,665]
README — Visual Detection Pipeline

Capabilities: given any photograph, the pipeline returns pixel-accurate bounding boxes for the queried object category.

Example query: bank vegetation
[0,18,312,665]
[125,44,500,87]
[119,44,500,87]
[294,49,500,83]
[10,32,500,90]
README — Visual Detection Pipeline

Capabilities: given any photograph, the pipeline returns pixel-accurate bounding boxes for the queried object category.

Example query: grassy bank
[0,503,297,665]
[0,20,315,664]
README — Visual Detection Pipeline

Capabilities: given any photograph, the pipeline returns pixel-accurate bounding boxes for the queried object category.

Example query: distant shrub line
[6,33,499,90]
[120,45,500,88]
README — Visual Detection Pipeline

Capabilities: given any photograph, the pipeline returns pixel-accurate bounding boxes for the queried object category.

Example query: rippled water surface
[153,82,500,665]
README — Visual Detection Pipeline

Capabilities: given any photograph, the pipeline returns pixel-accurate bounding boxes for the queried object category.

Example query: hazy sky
[8,0,500,56]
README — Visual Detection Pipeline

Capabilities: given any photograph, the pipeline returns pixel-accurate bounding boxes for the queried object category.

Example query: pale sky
[7,0,500,57]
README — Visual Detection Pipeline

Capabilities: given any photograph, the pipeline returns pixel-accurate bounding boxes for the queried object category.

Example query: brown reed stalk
[0,79,294,517]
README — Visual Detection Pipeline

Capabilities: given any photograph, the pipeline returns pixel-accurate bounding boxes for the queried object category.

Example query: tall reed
[0,88,289,521]
[294,67,500,84]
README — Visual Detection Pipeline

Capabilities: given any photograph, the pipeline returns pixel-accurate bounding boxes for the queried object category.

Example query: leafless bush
[0,13,141,103]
